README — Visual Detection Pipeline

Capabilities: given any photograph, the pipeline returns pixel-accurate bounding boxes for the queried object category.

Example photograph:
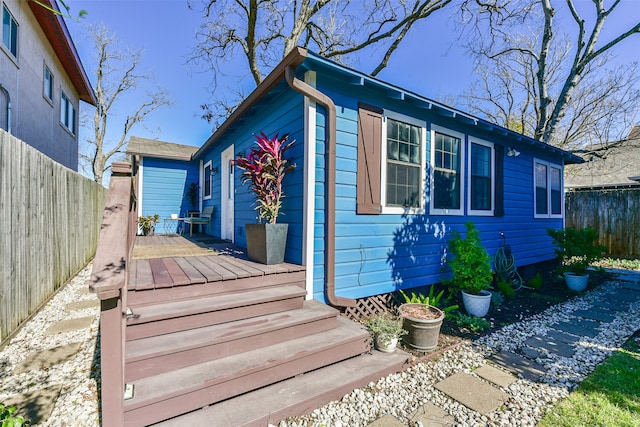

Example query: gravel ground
[283,277,640,427]
[0,263,100,426]
[1,266,638,427]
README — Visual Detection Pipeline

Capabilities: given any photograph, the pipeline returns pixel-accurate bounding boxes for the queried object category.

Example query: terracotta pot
[399,304,444,352]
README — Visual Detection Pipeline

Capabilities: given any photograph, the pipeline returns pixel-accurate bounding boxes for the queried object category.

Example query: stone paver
[520,346,541,360]
[546,329,581,344]
[620,281,640,292]
[44,316,94,335]
[591,299,628,311]
[65,299,100,312]
[409,402,455,427]
[572,307,616,322]
[434,372,509,415]
[367,414,405,426]
[524,335,576,358]
[13,342,82,374]
[489,351,547,382]
[474,364,517,388]
[3,385,62,425]
[552,319,600,338]
[609,292,640,303]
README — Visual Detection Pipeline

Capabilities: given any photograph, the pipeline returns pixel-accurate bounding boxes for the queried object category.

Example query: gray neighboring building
[565,125,640,190]
[0,0,95,170]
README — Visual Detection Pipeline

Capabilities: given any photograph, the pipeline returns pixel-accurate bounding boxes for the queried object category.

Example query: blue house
[128,47,582,307]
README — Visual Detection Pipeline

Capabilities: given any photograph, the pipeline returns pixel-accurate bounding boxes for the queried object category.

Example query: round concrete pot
[375,336,398,353]
[563,272,589,291]
[461,289,491,317]
[399,304,444,352]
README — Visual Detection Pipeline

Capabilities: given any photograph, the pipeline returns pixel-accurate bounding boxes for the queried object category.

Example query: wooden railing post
[90,162,135,427]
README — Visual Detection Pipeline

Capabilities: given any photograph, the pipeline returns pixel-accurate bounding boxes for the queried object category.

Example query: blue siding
[312,74,565,301]
[141,157,199,234]
[198,87,306,264]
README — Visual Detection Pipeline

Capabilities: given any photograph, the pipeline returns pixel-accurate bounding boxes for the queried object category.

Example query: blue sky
[63,0,640,151]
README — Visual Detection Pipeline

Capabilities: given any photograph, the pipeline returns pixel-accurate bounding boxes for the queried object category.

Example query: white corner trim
[303,70,317,300]
[137,157,144,217]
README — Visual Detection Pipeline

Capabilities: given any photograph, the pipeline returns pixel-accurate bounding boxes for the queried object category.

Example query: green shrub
[444,222,493,294]
[453,314,491,333]
[528,272,543,289]
[497,278,516,297]
[0,402,26,427]
[547,227,607,275]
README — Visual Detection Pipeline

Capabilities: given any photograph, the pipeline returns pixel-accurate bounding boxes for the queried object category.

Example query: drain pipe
[285,66,356,308]
[0,83,11,134]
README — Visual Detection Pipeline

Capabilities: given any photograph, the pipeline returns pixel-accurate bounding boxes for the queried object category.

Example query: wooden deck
[129,235,306,291]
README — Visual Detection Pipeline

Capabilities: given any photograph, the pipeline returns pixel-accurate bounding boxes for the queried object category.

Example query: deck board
[163,258,191,286]
[129,236,305,290]
[149,259,173,288]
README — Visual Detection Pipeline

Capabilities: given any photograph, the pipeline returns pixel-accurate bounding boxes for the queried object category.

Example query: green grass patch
[538,335,640,427]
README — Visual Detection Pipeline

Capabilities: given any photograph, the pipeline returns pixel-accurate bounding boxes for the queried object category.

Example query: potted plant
[235,132,296,264]
[547,227,607,291]
[397,289,450,351]
[444,222,494,317]
[185,182,199,215]
[365,313,407,353]
[138,214,160,236]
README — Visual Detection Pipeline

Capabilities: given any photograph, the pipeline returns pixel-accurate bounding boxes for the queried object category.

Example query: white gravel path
[1,265,638,427]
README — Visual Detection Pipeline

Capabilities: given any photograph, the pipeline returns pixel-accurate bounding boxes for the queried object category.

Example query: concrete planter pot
[461,289,491,317]
[245,223,289,265]
[374,336,398,353]
[398,304,444,352]
[563,272,589,292]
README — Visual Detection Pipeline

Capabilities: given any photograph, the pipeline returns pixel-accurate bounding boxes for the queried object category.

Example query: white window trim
[467,138,495,217]
[533,158,563,219]
[2,4,18,61]
[203,159,212,200]
[429,124,465,216]
[60,90,76,135]
[380,110,427,215]
[43,63,54,104]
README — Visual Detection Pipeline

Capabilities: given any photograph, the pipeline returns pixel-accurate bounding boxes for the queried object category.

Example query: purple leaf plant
[235,132,296,224]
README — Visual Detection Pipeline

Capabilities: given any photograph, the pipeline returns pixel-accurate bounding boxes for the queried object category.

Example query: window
[44,65,53,101]
[203,160,212,199]
[384,115,423,209]
[534,159,562,218]
[60,91,76,134]
[2,5,17,58]
[468,140,494,215]
[430,125,464,215]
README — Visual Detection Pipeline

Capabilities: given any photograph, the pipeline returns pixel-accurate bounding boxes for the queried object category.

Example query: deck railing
[90,162,137,427]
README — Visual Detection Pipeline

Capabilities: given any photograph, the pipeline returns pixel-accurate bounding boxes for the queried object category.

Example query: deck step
[125,300,339,381]
[126,285,306,340]
[123,317,371,426]
[154,350,409,427]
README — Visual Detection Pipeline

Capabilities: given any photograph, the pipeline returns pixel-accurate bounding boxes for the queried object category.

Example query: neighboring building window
[60,91,76,134]
[384,115,423,209]
[430,125,465,215]
[534,159,563,218]
[44,65,54,101]
[2,4,18,58]
[203,160,212,199]
[468,139,494,215]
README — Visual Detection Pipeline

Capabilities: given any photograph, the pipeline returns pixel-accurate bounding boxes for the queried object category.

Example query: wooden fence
[565,187,640,257]
[0,130,107,344]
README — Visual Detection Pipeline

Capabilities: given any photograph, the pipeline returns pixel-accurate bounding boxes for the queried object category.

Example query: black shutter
[356,103,383,214]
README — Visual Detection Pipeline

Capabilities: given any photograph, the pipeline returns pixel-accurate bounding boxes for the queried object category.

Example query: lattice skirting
[340,292,404,321]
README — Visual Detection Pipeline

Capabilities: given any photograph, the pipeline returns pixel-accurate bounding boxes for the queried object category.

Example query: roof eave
[28,0,97,105]
[193,47,308,159]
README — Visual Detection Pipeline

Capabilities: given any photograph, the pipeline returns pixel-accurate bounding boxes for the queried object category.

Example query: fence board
[565,187,640,257]
[0,130,107,344]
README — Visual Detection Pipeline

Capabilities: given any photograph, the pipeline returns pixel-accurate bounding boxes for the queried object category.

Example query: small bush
[528,272,543,289]
[497,278,516,297]
[0,402,26,427]
[453,314,491,333]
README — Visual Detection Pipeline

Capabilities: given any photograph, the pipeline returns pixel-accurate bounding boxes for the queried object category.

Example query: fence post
[90,162,134,427]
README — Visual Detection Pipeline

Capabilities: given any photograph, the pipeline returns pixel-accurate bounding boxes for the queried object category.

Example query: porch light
[210,167,218,176]
[506,147,520,157]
